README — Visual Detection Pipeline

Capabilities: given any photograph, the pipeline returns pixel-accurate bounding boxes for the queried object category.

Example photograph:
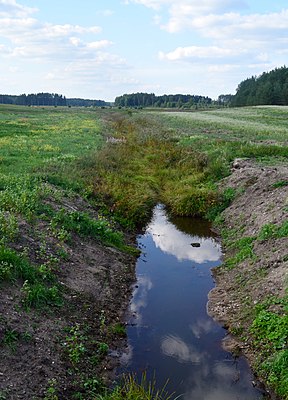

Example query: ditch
[119,205,268,399]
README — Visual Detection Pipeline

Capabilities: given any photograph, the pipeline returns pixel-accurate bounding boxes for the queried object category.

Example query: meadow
[0,104,287,399]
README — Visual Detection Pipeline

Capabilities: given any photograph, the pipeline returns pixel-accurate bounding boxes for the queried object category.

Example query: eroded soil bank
[208,159,288,398]
[0,189,137,399]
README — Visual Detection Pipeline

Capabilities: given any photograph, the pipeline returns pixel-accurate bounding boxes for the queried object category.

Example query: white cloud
[101,8,114,17]
[159,46,246,61]
[147,207,221,263]
[161,334,204,363]
[87,40,113,49]
[0,11,122,68]
[125,0,246,12]
[0,0,36,17]
[124,0,174,11]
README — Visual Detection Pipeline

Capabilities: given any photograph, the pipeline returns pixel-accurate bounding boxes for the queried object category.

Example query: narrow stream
[120,205,266,399]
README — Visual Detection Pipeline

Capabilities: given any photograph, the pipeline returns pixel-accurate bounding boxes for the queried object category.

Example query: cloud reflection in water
[190,318,215,339]
[161,334,205,364]
[161,333,257,400]
[147,208,221,263]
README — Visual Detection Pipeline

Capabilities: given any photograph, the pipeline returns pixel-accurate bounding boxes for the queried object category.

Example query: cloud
[0,0,36,17]
[125,0,246,12]
[147,206,221,263]
[159,46,246,61]
[190,318,214,339]
[124,0,174,11]
[0,0,120,66]
[185,10,288,41]
[161,334,204,363]
[87,40,113,49]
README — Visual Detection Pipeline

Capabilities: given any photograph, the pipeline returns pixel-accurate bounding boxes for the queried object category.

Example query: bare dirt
[0,191,137,399]
[208,159,288,397]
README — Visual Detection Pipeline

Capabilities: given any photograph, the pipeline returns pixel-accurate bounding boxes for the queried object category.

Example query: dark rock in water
[191,242,201,247]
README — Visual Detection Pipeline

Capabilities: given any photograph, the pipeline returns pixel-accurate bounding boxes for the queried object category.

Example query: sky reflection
[161,334,205,364]
[147,207,221,263]
[120,206,264,400]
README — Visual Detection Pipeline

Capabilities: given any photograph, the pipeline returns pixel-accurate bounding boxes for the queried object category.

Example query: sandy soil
[208,159,288,397]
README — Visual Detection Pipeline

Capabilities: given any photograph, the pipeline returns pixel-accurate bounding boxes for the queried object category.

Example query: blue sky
[0,0,288,101]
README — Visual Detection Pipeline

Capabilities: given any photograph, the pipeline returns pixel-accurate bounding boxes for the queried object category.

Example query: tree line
[114,92,212,108]
[0,93,109,107]
[231,66,288,106]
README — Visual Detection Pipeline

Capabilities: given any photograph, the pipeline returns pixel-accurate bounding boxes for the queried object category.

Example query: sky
[0,0,288,101]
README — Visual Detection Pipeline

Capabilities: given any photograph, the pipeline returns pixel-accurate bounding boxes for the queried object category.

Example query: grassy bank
[0,104,287,399]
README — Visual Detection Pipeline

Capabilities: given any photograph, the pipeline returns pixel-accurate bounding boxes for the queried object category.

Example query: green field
[0,104,287,399]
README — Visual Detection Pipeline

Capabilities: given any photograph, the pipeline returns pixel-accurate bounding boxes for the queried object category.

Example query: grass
[50,209,125,249]
[95,373,174,400]
[0,104,287,399]
[258,221,288,240]
[224,236,256,270]
[0,245,62,309]
[251,296,288,398]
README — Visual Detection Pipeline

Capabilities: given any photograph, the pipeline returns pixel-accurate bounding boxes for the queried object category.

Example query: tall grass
[96,373,174,400]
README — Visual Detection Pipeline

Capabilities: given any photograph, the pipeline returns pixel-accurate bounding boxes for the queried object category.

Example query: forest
[0,93,108,107]
[1,66,288,109]
[114,92,212,108]
[231,66,288,106]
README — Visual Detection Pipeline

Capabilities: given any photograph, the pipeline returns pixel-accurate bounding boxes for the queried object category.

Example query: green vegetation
[0,92,107,107]
[224,236,256,270]
[109,322,127,337]
[114,92,212,108]
[251,296,288,397]
[231,66,288,106]
[0,104,287,399]
[258,221,288,240]
[96,373,173,400]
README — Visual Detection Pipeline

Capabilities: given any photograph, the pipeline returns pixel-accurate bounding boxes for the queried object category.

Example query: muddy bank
[0,189,137,399]
[208,159,288,396]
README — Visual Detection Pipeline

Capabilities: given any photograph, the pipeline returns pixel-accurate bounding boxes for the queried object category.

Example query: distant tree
[0,93,107,107]
[114,92,212,108]
[217,94,233,106]
[231,66,288,106]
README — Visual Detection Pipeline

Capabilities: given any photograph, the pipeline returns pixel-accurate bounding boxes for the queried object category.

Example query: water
[119,205,266,399]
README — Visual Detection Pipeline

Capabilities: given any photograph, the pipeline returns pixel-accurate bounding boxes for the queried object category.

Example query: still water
[120,205,266,400]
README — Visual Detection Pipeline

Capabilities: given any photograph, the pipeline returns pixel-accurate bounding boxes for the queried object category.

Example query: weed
[251,309,288,351]
[96,372,174,400]
[0,211,18,244]
[97,342,109,355]
[21,281,62,309]
[0,390,9,400]
[99,310,106,333]
[0,176,42,220]
[50,209,126,250]
[44,378,59,400]
[272,180,288,188]
[261,350,288,398]
[2,328,19,350]
[0,246,37,283]
[63,324,87,366]
[109,323,126,337]
[258,223,277,240]
[205,187,236,221]
[258,221,288,240]
[224,236,256,270]
[251,296,288,398]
